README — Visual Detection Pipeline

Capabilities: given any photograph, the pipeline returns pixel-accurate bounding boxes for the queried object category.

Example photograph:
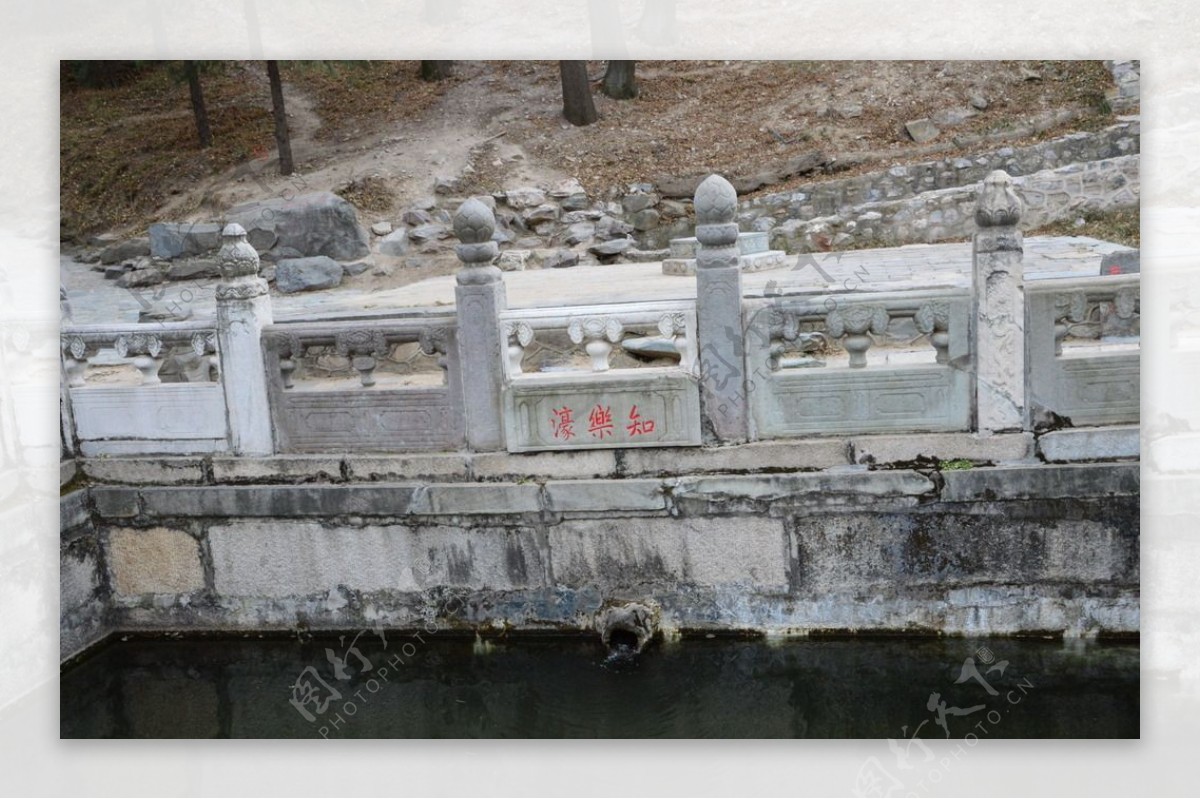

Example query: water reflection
[60,636,1138,739]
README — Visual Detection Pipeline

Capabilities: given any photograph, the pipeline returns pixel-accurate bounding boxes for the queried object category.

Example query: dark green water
[60,635,1138,738]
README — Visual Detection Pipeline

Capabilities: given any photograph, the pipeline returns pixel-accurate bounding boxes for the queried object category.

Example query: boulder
[588,238,634,257]
[905,119,940,143]
[497,250,530,272]
[275,256,344,294]
[401,209,433,227]
[378,228,410,256]
[226,191,370,261]
[116,267,164,289]
[371,221,393,236]
[343,259,373,276]
[408,223,449,244]
[148,223,221,259]
[99,237,150,265]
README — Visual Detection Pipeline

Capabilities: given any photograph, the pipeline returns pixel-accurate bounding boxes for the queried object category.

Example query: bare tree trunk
[559,60,598,126]
[184,60,212,149]
[266,60,294,176]
[602,60,638,99]
[419,60,453,81]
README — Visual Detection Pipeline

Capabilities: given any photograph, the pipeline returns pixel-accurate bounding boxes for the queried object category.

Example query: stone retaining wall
[61,437,1139,657]
[769,154,1140,253]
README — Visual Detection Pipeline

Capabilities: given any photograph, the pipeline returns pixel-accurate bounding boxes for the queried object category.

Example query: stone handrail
[61,319,219,387]
[498,300,698,378]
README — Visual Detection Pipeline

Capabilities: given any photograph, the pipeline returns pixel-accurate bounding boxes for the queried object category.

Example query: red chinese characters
[550,406,575,440]
[626,404,656,436]
[587,404,614,438]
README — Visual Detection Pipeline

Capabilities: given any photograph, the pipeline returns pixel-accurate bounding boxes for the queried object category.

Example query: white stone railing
[743,287,973,437]
[60,319,227,455]
[1027,274,1140,427]
[262,316,465,452]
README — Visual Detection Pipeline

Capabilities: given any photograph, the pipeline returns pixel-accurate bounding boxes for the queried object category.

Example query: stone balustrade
[60,173,1142,459]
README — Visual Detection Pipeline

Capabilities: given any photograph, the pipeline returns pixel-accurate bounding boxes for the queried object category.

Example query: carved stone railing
[744,287,972,437]
[60,320,228,455]
[262,315,464,452]
[497,301,702,451]
[1027,274,1140,426]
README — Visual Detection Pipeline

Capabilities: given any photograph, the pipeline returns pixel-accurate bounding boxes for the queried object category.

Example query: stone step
[668,231,770,259]
[662,249,789,276]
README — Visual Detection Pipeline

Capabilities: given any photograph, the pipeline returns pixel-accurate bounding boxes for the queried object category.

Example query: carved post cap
[453,197,496,244]
[218,222,261,280]
[694,174,737,225]
[975,170,1023,228]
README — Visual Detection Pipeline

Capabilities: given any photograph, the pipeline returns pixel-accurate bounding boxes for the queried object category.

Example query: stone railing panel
[1027,274,1140,427]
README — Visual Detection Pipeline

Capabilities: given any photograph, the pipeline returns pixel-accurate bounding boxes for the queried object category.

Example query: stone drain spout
[597,602,660,656]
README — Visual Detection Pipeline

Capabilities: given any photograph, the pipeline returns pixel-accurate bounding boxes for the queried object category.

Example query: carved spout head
[974,170,1023,228]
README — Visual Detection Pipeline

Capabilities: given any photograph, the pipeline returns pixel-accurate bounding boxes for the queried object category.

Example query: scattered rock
[226,191,371,261]
[549,178,586,198]
[116,267,164,289]
[904,118,940,143]
[148,223,221,260]
[434,176,460,195]
[408,223,449,244]
[931,107,977,127]
[401,210,433,227]
[166,258,220,281]
[372,263,395,277]
[524,203,560,224]
[99,237,150,265]
[378,228,410,256]
[969,94,989,110]
[1019,66,1042,81]
[621,336,681,359]
[103,265,127,280]
[343,259,373,276]
[589,238,634,257]
[833,102,864,119]
[412,197,437,211]
[504,187,546,209]
[497,250,530,272]
[371,221,393,236]
[275,256,344,293]
[544,250,580,269]
[562,210,602,224]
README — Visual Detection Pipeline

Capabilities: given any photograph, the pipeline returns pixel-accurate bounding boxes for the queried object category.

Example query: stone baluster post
[452,198,507,451]
[972,170,1027,433]
[694,174,748,442]
[215,223,274,455]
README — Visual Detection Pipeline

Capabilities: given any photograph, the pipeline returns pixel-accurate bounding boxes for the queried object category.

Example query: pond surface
[61,635,1138,738]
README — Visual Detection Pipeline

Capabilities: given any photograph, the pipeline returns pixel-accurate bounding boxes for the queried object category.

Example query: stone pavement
[61,236,1128,325]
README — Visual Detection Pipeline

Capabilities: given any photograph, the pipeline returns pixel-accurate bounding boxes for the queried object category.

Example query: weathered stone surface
[60,489,90,530]
[149,223,222,259]
[905,118,940,143]
[851,432,1033,466]
[624,440,849,476]
[209,521,547,597]
[342,259,372,276]
[545,479,666,512]
[91,487,140,518]
[210,456,342,483]
[504,187,546,209]
[245,227,278,253]
[523,203,560,224]
[549,516,789,591]
[226,192,370,260]
[108,527,204,595]
[132,485,421,518]
[622,192,659,213]
[61,459,78,488]
[1100,248,1140,275]
[940,462,1139,502]
[560,192,590,212]
[630,208,661,231]
[673,470,934,507]
[345,454,470,481]
[471,450,616,480]
[81,457,206,485]
[99,237,150,265]
[1038,427,1139,462]
[414,483,542,515]
[274,256,344,293]
[370,221,393,236]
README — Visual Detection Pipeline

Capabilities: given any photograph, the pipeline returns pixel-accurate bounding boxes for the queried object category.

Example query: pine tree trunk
[419,61,453,81]
[559,60,598,127]
[184,61,212,149]
[602,60,638,99]
[266,60,294,176]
